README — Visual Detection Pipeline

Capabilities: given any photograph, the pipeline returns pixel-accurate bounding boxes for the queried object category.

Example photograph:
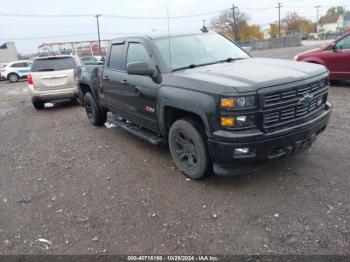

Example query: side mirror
[127,62,156,77]
[330,42,337,52]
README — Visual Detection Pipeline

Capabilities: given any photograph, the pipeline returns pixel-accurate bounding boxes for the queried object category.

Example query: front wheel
[84,93,107,126]
[8,73,19,83]
[168,118,210,180]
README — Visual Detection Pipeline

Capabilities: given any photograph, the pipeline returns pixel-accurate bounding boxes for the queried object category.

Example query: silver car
[27,55,80,110]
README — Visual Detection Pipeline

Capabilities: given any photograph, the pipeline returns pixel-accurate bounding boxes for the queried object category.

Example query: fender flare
[158,86,217,138]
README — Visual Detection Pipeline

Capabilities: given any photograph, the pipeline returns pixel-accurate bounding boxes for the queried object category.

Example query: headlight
[220,95,256,109]
[293,55,299,61]
[221,114,256,128]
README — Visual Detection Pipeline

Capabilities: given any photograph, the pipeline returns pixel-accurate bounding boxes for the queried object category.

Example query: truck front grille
[262,78,329,129]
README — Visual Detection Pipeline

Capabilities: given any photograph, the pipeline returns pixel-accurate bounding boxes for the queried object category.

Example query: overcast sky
[0,0,349,54]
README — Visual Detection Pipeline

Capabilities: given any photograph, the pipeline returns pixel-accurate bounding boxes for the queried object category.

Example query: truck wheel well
[79,83,91,96]
[164,107,206,138]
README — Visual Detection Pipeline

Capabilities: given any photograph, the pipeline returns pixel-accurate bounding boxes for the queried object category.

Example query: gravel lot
[0,45,349,255]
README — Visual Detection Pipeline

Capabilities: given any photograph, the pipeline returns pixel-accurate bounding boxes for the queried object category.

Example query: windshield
[154,33,250,71]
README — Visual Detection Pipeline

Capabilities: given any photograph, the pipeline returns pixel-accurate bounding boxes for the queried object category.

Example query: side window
[11,63,23,68]
[25,62,32,67]
[336,35,350,50]
[126,43,152,65]
[108,44,125,71]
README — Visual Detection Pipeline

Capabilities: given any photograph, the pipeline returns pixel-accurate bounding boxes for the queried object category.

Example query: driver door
[324,34,350,80]
[122,42,159,132]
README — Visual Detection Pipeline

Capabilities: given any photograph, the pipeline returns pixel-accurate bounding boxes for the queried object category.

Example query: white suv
[1,60,33,82]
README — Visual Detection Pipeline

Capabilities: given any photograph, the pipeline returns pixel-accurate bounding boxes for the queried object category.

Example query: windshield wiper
[172,64,198,72]
[172,58,246,72]
[218,57,245,63]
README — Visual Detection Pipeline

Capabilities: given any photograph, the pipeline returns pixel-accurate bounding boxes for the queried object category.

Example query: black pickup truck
[75,31,332,179]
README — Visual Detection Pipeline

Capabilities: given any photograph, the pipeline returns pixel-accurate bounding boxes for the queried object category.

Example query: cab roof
[111,31,214,44]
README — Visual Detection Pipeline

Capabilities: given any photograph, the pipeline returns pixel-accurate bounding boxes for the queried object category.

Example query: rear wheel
[168,118,210,180]
[8,73,19,83]
[32,101,45,110]
[84,93,107,126]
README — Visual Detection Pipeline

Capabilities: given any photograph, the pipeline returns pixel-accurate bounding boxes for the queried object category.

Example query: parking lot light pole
[95,14,102,55]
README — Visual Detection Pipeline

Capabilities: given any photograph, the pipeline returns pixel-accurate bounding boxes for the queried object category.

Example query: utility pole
[277,3,282,38]
[95,14,102,55]
[232,4,238,41]
[201,19,209,32]
[315,5,321,33]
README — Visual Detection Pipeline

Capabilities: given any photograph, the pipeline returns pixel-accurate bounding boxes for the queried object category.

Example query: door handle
[120,80,129,85]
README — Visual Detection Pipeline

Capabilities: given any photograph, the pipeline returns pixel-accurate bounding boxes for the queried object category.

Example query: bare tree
[210,9,249,41]
[282,12,315,37]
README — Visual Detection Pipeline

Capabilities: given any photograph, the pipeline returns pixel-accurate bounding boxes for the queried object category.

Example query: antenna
[166,6,172,71]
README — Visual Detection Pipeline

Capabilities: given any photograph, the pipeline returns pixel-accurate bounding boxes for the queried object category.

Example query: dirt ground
[0,46,349,255]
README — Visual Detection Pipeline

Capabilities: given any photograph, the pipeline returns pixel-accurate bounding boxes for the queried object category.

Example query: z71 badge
[145,106,155,113]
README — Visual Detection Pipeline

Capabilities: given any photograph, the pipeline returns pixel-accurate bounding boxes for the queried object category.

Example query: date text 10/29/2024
[127,256,220,261]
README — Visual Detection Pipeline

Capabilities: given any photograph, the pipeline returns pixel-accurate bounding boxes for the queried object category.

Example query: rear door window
[108,44,125,71]
[31,57,75,72]
[12,63,26,68]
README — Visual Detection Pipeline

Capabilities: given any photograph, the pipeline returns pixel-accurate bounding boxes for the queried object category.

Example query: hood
[173,58,327,93]
[297,47,323,56]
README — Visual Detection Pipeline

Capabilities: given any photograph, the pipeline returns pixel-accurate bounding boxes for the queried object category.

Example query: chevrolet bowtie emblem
[298,93,313,105]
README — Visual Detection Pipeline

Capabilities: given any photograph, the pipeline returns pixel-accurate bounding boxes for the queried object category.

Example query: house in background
[0,42,19,63]
[343,12,350,30]
[318,14,344,35]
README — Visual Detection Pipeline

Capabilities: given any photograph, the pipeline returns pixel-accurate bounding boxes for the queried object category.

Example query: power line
[0,32,143,41]
[0,9,230,20]
[0,12,94,18]
[103,9,230,19]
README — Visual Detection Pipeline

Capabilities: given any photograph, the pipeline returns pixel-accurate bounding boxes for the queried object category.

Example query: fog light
[235,147,250,154]
[221,116,235,127]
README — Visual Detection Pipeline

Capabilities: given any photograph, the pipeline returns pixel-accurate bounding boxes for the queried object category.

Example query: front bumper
[208,101,332,176]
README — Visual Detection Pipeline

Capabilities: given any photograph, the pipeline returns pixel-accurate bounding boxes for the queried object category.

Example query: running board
[109,115,163,145]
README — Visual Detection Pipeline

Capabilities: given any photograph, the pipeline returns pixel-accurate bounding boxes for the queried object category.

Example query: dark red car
[295,33,350,80]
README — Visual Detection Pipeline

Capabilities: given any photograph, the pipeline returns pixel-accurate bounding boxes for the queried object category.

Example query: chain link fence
[238,37,302,50]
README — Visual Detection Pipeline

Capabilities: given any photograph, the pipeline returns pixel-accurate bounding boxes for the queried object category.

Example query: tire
[84,92,107,126]
[168,118,210,179]
[32,101,45,110]
[8,73,19,83]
